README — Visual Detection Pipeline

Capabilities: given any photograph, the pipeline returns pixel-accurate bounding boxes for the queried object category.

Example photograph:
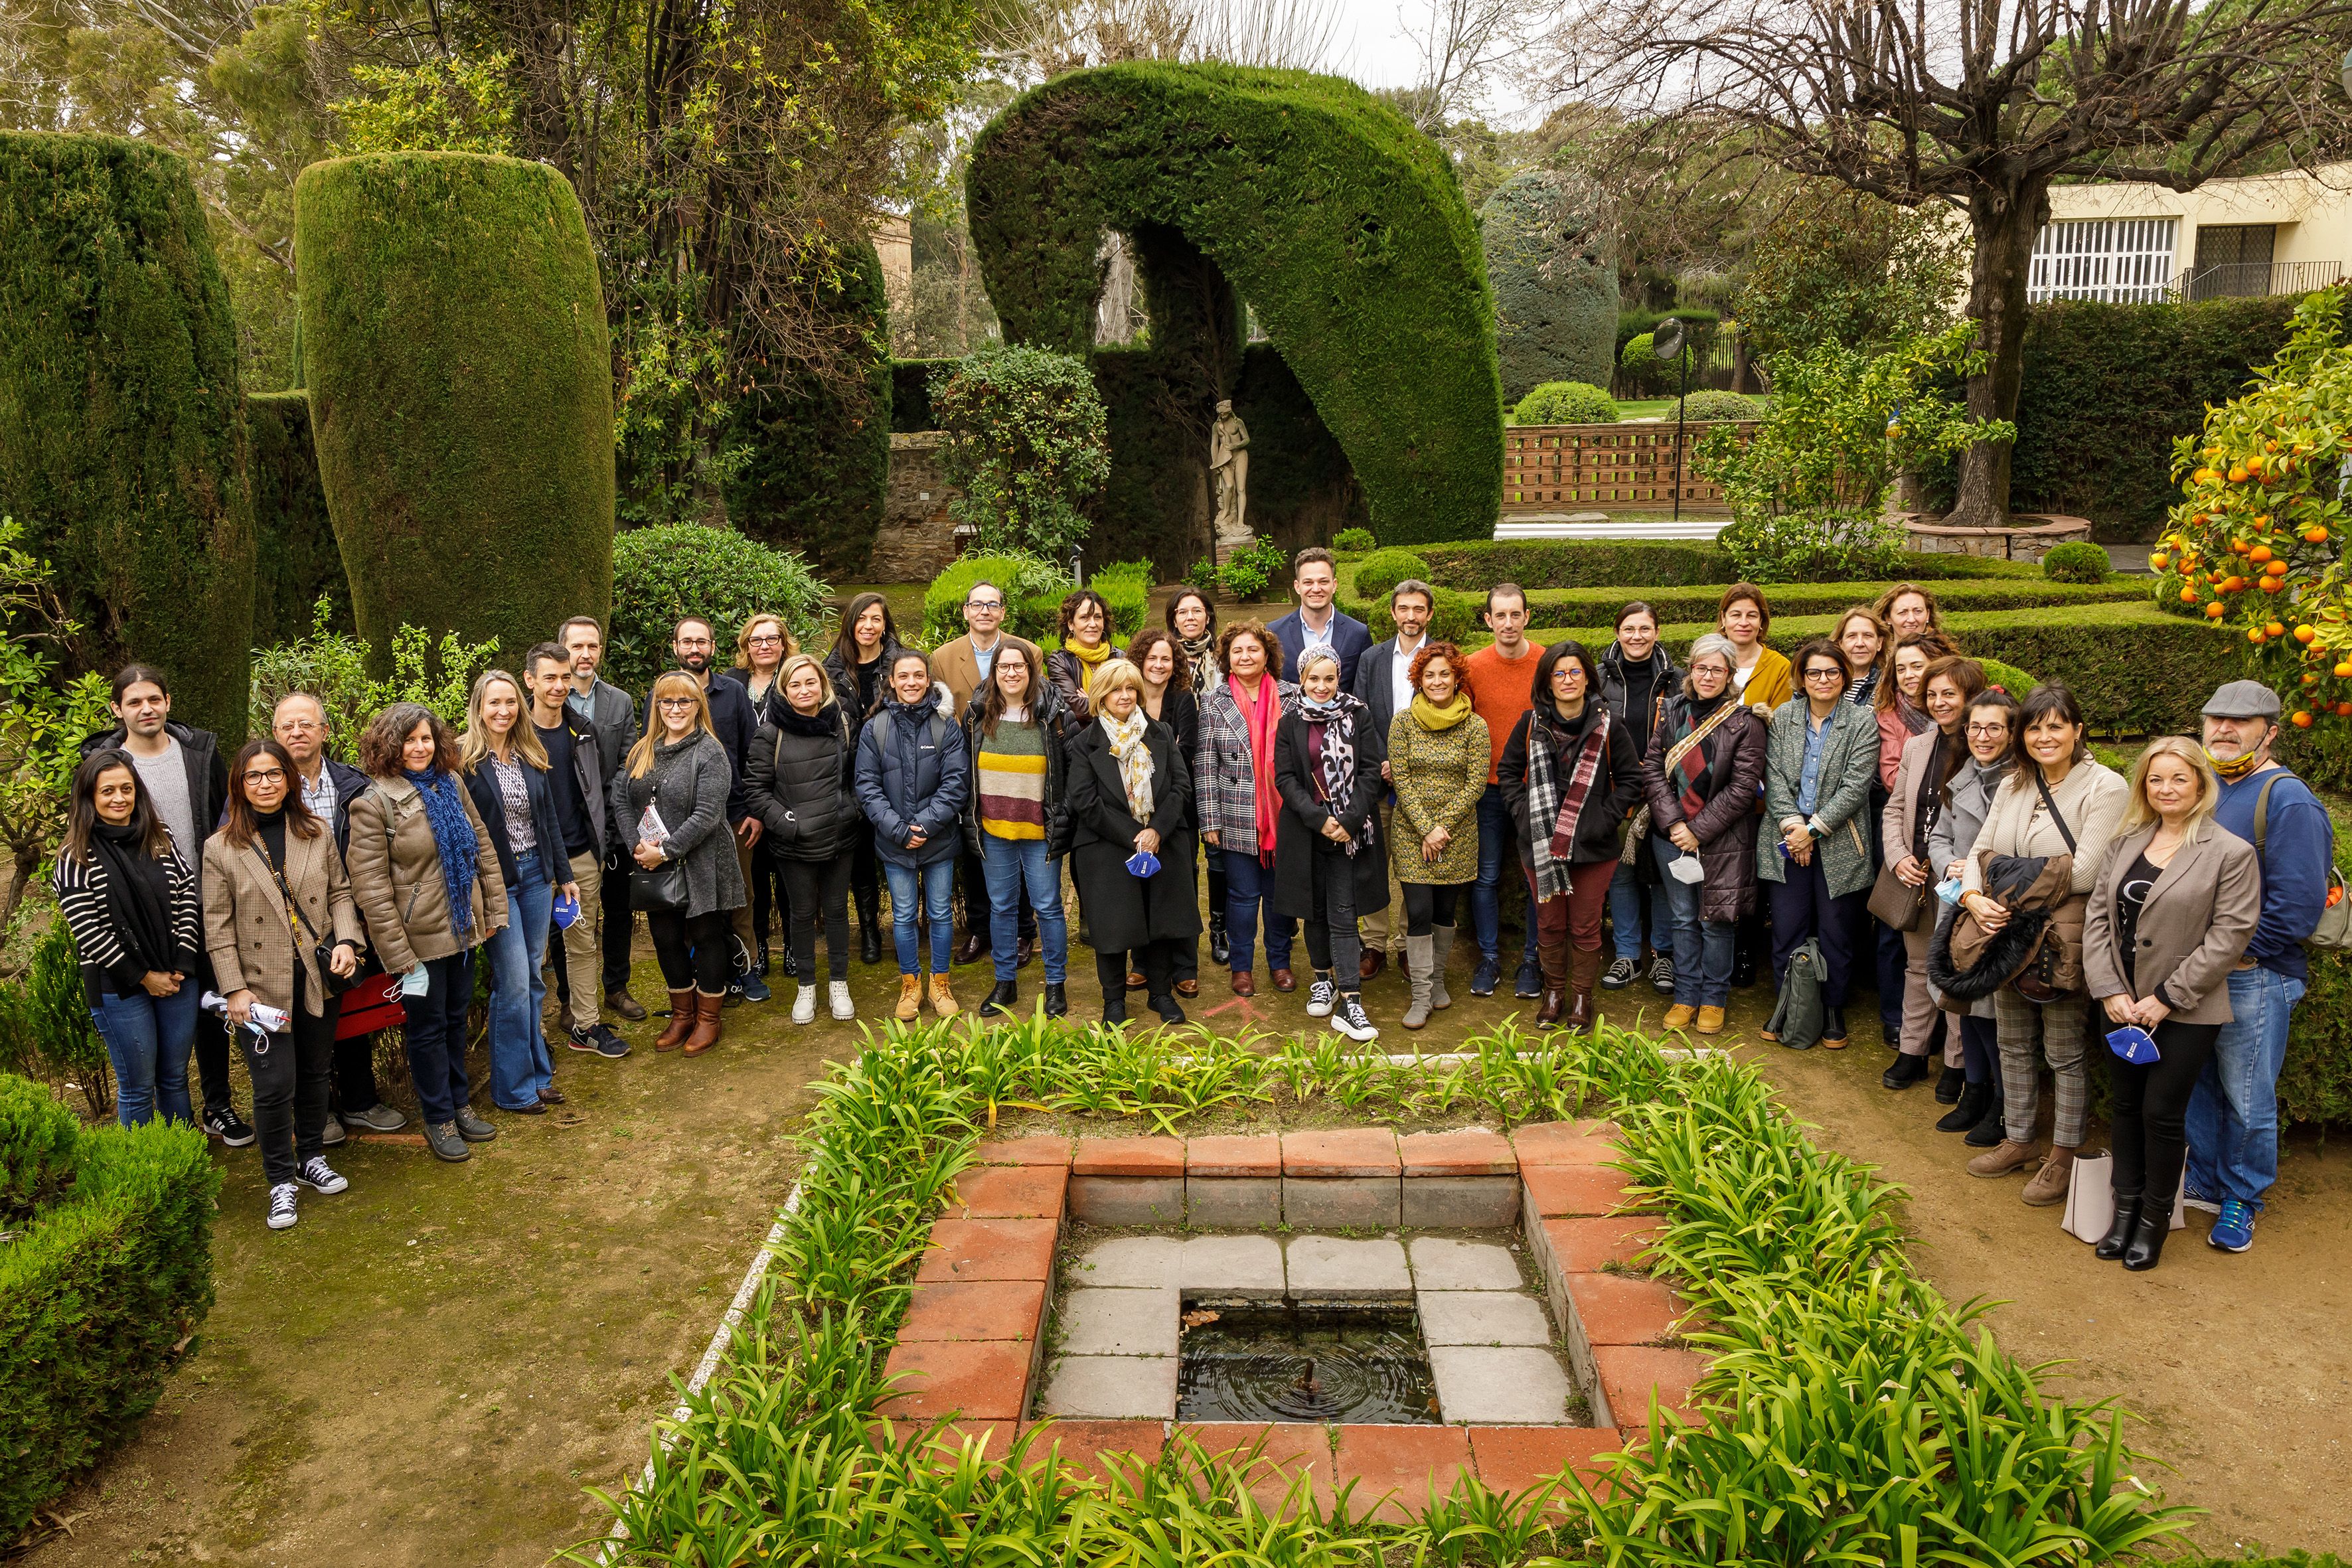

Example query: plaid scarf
[1524,706,1610,900]
[1662,694,1741,823]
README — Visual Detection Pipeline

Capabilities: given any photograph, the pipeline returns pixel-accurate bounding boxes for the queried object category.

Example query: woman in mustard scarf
[1047,589,1116,728]
[1385,641,1488,1028]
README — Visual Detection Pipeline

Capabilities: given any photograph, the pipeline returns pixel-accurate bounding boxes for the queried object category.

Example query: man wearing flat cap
[2188,679,2333,1253]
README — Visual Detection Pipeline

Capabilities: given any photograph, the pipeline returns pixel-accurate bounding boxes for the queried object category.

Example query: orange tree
[2155,289,2352,730]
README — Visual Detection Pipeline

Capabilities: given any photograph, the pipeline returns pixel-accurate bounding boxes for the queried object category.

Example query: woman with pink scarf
[1196,621,1300,996]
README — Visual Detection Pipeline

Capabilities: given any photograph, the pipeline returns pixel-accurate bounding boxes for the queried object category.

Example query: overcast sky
[1322,0,1546,125]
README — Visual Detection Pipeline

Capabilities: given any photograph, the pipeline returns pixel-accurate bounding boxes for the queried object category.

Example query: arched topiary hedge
[0,133,255,739]
[967,63,1502,548]
[295,153,613,673]
[1480,169,1618,406]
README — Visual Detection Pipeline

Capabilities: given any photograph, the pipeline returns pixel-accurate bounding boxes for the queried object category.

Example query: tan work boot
[1695,1005,1725,1036]
[1662,1003,1697,1031]
[2020,1144,2076,1207]
[929,973,961,1018]
[1968,1138,2042,1178]
[896,974,922,1021]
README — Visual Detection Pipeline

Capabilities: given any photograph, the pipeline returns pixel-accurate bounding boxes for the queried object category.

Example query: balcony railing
[2167,260,2347,301]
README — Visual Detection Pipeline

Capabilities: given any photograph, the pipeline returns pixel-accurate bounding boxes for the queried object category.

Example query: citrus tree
[2152,289,2352,730]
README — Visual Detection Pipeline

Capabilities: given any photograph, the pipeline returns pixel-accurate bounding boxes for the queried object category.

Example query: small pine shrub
[26,923,110,1121]
[0,1073,78,1223]
[1513,381,1618,426]
[1669,390,1763,423]
[2040,540,2112,584]
[1354,548,1435,601]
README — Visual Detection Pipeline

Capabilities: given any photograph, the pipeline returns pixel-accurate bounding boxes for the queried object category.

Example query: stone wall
[874,431,964,582]
[1901,512,2092,562]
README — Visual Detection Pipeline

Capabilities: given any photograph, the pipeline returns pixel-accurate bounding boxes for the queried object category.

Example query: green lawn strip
[569,1018,2195,1565]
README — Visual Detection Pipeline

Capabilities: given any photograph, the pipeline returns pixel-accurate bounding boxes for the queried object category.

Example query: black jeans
[402,949,476,1125]
[1401,882,1466,936]
[781,854,854,984]
[2109,1018,2223,1205]
[748,837,793,959]
[649,907,731,993]
[600,842,635,992]
[850,823,881,933]
[1302,843,1364,993]
[246,967,335,1186]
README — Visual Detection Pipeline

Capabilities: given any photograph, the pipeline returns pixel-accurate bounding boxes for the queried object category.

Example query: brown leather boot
[1566,946,1604,1034]
[682,990,725,1056]
[655,988,696,1051]
[1535,940,1570,1026]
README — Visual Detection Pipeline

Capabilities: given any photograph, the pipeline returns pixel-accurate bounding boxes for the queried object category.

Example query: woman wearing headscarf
[1065,659,1198,1024]
[1271,647,1389,1042]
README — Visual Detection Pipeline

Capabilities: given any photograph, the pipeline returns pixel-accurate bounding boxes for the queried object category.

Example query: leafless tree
[1406,0,1525,131]
[986,0,1344,80]
[1543,0,2352,525]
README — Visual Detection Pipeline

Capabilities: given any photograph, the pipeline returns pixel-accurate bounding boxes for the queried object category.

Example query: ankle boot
[1565,945,1604,1034]
[655,988,696,1050]
[2122,1210,2169,1271]
[1937,1079,1991,1133]
[1429,925,1456,1009]
[1534,940,1571,1025]
[1965,1083,2007,1148]
[980,979,1018,1019]
[2096,1194,2143,1260]
[1208,912,1231,967]
[929,973,960,1018]
[1401,935,1435,1029]
[1044,982,1067,1017]
[895,973,922,1022]
[682,990,725,1056]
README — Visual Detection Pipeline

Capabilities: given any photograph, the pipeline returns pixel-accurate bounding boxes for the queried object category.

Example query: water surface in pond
[1176,1304,1440,1425]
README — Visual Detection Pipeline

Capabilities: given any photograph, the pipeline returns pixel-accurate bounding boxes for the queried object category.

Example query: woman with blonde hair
[1065,657,1198,1023]
[728,612,797,717]
[612,670,747,1055]
[726,611,799,983]
[2082,735,2260,1269]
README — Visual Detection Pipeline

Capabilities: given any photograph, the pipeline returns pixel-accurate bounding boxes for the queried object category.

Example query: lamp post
[1652,316,1690,524]
[1071,541,1085,588]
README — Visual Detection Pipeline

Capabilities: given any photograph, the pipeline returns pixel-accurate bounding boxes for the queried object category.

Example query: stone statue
[1211,398,1251,557]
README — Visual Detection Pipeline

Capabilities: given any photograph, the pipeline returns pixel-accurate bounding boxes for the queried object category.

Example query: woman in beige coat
[2081,736,2260,1271]
[345,702,510,1165]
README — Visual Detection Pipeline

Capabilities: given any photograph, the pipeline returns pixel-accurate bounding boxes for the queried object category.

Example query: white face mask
[1666,853,1705,886]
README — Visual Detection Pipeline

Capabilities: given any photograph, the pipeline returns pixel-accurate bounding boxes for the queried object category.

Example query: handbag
[629,777,689,912]
[2013,771,2086,1004]
[2061,1150,2187,1239]
[1868,860,1928,931]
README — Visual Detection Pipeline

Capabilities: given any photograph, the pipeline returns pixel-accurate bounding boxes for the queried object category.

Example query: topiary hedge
[1670,390,1763,423]
[1390,538,2050,593]
[2040,540,2111,584]
[727,242,891,577]
[294,152,614,678]
[1480,169,1617,404]
[606,524,832,698]
[0,132,256,740]
[0,1079,220,1536]
[1352,547,1433,601]
[245,390,351,648]
[1512,381,1618,426]
[967,62,1502,548]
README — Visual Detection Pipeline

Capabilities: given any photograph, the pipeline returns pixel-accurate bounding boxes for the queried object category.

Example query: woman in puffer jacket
[745,653,862,1026]
[855,649,971,1022]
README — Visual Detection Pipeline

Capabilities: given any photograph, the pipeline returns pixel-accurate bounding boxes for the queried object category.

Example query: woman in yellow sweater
[1718,583,1793,716]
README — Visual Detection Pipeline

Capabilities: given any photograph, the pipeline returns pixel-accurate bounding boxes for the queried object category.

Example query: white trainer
[828,981,855,1020]
[792,984,817,1025]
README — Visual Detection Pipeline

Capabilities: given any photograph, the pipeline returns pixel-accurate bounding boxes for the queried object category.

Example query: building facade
[2031,163,2352,305]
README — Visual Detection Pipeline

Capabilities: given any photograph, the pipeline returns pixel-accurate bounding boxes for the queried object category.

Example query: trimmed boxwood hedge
[1398,539,2049,593]
[244,390,351,648]
[294,152,614,676]
[0,132,256,740]
[967,63,1502,548]
[1480,169,1616,404]
[1,1080,220,1535]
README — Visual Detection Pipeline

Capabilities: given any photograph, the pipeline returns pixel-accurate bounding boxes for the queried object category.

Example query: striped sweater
[975,718,1051,839]
[52,842,204,1006]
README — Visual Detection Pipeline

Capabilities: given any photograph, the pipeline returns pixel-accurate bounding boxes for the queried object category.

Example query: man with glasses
[558,616,646,1020]
[651,616,766,1003]
[933,581,1041,966]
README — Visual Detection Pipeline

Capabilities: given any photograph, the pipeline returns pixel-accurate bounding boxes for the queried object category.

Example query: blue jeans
[2185,967,2304,1210]
[90,985,199,1127]
[1472,785,1541,968]
[1650,836,1731,1006]
[1221,848,1294,974]
[982,833,1067,983]
[1608,852,1673,961]
[486,848,555,1110]
[886,857,957,974]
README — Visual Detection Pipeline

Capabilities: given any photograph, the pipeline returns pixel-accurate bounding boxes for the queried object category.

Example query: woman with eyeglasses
[725,612,799,985]
[1928,689,2021,1144]
[825,591,907,963]
[203,738,366,1229]
[962,641,1071,1018]
[1755,639,1881,1048]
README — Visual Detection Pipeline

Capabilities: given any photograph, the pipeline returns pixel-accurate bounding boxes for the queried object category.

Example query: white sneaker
[267,1182,299,1229]
[1331,995,1379,1044]
[1306,977,1336,1018]
[792,984,817,1025]
[297,1156,348,1195]
[829,981,854,1020]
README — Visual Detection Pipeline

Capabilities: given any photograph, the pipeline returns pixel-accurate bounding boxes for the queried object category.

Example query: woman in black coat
[822,591,907,963]
[744,653,861,1026]
[1127,627,1203,996]
[1270,647,1387,1043]
[1500,639,1645,1031]
[1064,658,1200,1025]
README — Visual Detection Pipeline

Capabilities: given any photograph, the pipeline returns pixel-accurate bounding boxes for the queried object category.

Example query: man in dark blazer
[1268,546,1372,690]
[1349,577,1436,979]
[560,615,646,1019]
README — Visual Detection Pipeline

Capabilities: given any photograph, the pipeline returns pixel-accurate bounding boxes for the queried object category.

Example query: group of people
[48,550,2327,1264]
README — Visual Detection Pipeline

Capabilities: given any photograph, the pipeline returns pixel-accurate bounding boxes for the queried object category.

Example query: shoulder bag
[1867,736,1940,932]
[2012,771,2085,1004]
[630,773,689,912]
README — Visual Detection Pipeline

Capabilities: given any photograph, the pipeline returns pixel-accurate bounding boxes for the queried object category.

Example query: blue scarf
[404,767,479,938]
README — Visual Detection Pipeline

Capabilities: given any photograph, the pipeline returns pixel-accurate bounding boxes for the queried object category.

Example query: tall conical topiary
[295,153,613,672]
[1480,169,1618,406]
[0,133,256,740]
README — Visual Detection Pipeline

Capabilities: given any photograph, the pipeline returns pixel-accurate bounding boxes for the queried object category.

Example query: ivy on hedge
[295,152,615,677]
[245,391,352,648]
[0,132,256,741]
[967,63,1502,548]
[0,1080,220,1536]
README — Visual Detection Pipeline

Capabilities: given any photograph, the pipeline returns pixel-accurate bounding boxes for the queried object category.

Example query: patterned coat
[1755,696,1881,898]
[1194,676,1300,854]
[1387,707,1488,886]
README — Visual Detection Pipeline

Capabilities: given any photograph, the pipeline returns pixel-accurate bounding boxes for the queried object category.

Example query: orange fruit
[2250,628,2267,643]
[2251,545,2274,563]
[2262,578,2286,592]
[2294,710,2315,728]
[2181,586,2200,603]
[2333,661,2352,678]
[2297,625,2317,643]
[2307,527,2331,543]
[2230,467,2249,482]
[2207,602,2228,619]
[2222,576,2246,593]
[2268,621,2286,636]
[2305,673,2321,685]
[2336,702,2351,717]
[2265,560,2290,577]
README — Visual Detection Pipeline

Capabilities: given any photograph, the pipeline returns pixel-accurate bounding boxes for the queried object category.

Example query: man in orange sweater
[1460,584,1546,998]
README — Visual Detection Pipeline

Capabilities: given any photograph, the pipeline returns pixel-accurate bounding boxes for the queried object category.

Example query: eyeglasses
[277,719,321,733]
[747,633,785,647]
[657,697,697,710]
[1966,722,2011,737]
[676,637,713,650]
[966,598,1004,610]
[1803,667,1845,682]
[244,768,285,785]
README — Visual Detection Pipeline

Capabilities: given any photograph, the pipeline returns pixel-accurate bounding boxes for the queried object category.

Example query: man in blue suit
[1267,546,1372,688]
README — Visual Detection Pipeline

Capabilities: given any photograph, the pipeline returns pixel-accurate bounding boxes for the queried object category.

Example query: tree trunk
[1946,179,2049,529]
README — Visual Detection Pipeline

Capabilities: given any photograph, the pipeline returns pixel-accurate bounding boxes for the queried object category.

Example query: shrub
[1090,560,1153,642]
[26,922,110,1121]
[0,1073,78,1223]
[932,345,1111,566]
[0,518,115,948]
[1332,526,1376,552]
[606,526,832,700]
[1482,169,1617,402]
[1719,508,1909,584]
[0,1090,220,1537]
[1353,548,1434,601]
[248,597,501,760]
[2040,540,2111,584]
[967,63,1502,546]
[1669,390,1763,423]
[921,553,1073,647]
[1395,539,2046,593]
[244,392,351,651]
[1513,381,1619,426]
[0,132,256,741]
[295,151,615,678]
[1215,536,1291,601]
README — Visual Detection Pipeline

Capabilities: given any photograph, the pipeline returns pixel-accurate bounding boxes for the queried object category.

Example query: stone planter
[1899,512,2092,562]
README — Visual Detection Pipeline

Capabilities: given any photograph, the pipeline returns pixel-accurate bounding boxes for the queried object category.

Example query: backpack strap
[2252,771,2282,857]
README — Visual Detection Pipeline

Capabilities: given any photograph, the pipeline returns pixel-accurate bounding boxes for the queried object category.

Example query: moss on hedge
[245,390,351,647]
[967,62,1502,548]
[0,132,256,740]
[1480,169,1617,404]
[294,152,613,675]
[728,242,891,576]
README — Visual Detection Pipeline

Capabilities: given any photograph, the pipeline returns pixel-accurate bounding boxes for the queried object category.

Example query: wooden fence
[1502,422,1759,514]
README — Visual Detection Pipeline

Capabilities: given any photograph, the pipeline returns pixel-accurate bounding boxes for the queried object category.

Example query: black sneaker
[1514,961,1541,1000]
[297,1156,349,1194]
[566,1024,601,1054]
[1648,954,1675,994]
[1330,994,1379,1043]
[267,1182,300,1229]
[203,1105,256,1148]
[1470,957,1501,997]
[593,1024,631,1059]
[1601,957,1638,990]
